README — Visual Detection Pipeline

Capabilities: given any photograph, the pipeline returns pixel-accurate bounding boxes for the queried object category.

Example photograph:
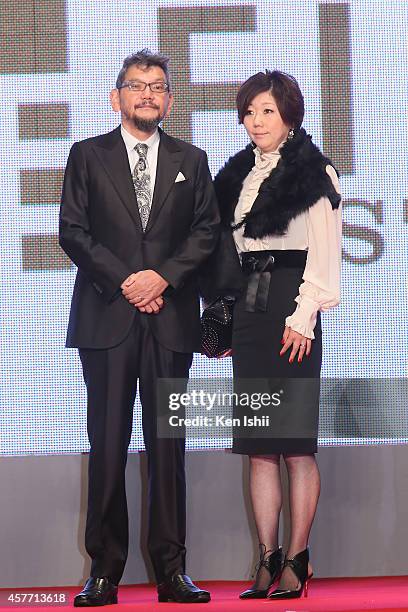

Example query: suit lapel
[145,130,185,233]
[92,127,142,231]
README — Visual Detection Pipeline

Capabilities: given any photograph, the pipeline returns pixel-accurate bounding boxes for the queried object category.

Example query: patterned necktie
[132,143,151,230]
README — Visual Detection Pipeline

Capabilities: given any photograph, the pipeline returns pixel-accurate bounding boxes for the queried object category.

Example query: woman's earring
[287,128,295,140]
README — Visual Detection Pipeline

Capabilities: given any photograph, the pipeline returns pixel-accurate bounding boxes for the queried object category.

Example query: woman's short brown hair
[236,70,304,129]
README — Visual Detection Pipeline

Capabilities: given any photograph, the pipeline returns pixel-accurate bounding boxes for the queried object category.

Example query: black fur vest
[213,128,340,238]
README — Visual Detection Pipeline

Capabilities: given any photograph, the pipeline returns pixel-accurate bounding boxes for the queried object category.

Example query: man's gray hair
[116,49,171,90]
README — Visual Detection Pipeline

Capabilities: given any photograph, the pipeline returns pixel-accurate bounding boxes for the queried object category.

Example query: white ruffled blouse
[233,146,342,340]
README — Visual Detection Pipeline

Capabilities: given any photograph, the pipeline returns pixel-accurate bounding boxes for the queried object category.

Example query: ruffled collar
[254,146,281,169]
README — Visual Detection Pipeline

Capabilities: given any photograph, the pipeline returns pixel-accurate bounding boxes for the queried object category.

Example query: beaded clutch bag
[201,297,234,358]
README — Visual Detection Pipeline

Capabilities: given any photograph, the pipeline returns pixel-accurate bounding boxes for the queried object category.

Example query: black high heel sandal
[267,548,312,600]
[239,545,282,599]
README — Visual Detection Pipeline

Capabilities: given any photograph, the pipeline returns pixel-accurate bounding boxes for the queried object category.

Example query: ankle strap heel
[268,548,312,600]
[239,545,282,600]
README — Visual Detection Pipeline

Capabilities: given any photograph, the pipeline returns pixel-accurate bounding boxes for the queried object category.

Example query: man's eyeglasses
[118,80,169,93]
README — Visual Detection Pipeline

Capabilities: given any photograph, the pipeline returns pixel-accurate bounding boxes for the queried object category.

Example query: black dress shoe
[157,574,210,603]
[74,577,118,607]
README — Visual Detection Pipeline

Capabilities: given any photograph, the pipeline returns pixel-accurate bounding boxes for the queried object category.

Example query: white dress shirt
[233,146,342,339]
[120,125,160,196]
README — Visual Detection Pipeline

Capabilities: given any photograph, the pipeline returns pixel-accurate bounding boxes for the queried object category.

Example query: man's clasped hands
[121,270,168,314]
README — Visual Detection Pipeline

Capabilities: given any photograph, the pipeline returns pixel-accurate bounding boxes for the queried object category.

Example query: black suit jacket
[59,126,220,352]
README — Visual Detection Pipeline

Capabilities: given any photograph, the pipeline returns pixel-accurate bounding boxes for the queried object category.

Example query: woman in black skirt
[212,71,342,599]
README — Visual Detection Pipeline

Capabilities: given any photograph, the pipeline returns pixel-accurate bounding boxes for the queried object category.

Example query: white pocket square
[175,172,186,183]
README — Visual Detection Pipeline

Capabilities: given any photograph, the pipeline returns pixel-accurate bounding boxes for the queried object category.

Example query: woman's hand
[217,349,232,358]
[280,326,311,363]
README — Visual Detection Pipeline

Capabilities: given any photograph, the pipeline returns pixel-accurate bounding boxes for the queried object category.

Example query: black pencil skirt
[231,250,322,456]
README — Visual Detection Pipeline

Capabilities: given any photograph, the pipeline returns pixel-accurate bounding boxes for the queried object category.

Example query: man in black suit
[59,49,219,605]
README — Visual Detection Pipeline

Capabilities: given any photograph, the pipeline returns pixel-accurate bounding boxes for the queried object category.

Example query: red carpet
[1,577,408,611]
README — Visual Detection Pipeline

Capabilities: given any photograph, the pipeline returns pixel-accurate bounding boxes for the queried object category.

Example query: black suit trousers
[79,313,193,585]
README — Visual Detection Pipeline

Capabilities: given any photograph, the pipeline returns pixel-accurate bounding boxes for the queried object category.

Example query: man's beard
[132,109,164,133]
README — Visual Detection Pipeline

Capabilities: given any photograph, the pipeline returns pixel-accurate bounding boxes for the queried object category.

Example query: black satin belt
[241,250,307,313]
